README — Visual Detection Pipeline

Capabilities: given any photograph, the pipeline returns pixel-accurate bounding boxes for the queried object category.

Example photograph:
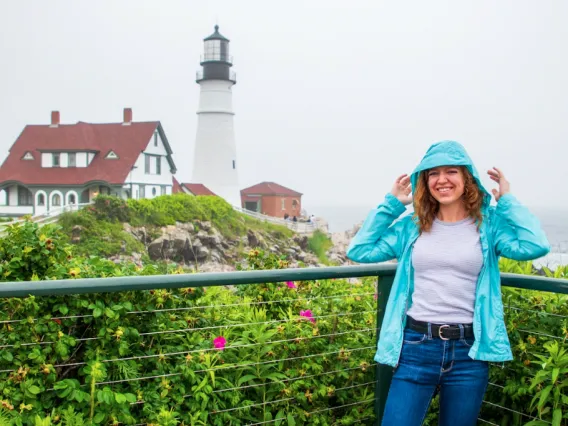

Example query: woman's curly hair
[412,166,485,233]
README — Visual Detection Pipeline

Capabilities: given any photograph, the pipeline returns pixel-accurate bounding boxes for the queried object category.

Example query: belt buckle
[438,324,450,341]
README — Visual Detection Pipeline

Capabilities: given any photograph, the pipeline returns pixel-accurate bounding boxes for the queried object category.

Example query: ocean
[311,205,568,269]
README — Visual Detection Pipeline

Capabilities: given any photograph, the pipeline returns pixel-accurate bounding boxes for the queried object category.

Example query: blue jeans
[381,327,489,426]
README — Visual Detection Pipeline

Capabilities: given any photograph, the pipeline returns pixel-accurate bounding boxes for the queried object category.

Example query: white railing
[232,206,317,234]
[0,203,92,230]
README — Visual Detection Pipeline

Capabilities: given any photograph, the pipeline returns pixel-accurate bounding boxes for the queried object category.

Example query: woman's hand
[391,174,413,205]
[487,167,510,202]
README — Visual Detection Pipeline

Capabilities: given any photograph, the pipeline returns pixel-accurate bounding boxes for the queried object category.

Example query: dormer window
[68,153,76,167]
[105,150,119,159]
[22,152,34,160]
[52,153,60,167]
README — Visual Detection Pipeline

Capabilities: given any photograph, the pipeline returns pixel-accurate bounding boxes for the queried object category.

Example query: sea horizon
[309,204,568,268]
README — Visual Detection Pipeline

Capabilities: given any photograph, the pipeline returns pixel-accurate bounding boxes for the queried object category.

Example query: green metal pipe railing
[0,264,566,424]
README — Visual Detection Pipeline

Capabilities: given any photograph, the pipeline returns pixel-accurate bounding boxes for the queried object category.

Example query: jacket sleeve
[491,193,551,261]
[347,193,408,263]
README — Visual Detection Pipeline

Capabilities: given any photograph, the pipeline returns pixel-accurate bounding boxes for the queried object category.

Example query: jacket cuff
[383,193,407,216]
[496,193,517,212]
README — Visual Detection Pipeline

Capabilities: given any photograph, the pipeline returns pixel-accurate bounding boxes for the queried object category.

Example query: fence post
[374,275,395,425]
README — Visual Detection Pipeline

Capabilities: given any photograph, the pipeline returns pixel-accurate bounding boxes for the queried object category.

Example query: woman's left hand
[487,167,510,202]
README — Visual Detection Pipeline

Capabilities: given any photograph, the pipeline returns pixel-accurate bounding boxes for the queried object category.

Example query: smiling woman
[413,165,484,233]
[346,140,550,426]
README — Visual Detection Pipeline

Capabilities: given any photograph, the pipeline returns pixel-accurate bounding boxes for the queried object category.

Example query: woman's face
[427,166,465,206]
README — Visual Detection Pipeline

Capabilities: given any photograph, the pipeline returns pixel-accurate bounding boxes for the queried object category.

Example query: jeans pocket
[403,329,427,344]
[460,337,475,348]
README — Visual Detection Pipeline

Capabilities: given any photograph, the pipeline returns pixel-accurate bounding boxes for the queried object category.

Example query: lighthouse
[191,25,240,206]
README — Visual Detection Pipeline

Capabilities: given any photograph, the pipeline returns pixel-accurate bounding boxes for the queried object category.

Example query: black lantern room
[196,25,236,84]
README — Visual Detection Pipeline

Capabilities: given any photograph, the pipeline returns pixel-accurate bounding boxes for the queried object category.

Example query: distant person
[292,216,297,222]
[347,140,550,425]
[284,213,289,220]
[310,214,316,224]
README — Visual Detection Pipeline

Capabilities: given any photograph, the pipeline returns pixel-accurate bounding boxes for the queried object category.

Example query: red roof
[172,176,183,193]
[241,181,302,196]
[181,183,216,196]
[0,121,175,186]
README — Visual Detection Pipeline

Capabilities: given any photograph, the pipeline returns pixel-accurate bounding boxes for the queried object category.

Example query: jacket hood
[410,140,492,208]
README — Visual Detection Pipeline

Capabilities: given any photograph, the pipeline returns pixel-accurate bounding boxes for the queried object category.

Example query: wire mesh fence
[0,266,566,425]
[0,277,379,424]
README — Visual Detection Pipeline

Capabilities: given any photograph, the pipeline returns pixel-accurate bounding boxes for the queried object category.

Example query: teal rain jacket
[347,141,550,367]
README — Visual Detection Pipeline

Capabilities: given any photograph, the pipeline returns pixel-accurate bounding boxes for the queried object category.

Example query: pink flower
[286,281,297,289]
[374,293,378,301]
[213,336,227,350]
[300,310,316,323]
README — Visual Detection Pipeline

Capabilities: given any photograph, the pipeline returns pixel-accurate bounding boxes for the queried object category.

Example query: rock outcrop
[121,221,321,272]
[326,221,363,265]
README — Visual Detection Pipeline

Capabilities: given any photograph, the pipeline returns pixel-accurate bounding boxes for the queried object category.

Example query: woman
[347,141,550,425]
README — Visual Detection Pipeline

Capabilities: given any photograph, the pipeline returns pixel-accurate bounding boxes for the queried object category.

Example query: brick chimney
[50,111,60,127]
[123,108,132,125]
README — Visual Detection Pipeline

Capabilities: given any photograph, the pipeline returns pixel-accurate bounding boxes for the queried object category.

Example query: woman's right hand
[391,174,413,205]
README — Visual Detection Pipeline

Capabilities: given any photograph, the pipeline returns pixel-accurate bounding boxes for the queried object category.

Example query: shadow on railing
[0,265,566,424]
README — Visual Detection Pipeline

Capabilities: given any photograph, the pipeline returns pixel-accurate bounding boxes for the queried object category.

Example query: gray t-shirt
[406,217,483,324]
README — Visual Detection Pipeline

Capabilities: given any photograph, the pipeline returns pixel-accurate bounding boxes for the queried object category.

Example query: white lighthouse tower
[191,25,240,206]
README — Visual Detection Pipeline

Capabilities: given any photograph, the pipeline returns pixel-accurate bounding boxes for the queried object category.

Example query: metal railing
[233,206,318,234]
[0,264,566,424]
[196,70,237,83]
[0,203,91,235]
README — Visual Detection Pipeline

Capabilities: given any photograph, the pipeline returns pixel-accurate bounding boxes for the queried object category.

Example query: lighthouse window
[204,40,221,61]
[232,160,236,169]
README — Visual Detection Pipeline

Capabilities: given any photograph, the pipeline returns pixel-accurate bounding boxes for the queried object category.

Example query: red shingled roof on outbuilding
[240,181,302,196]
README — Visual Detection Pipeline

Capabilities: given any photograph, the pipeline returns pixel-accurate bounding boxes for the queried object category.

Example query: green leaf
[287,414,296,426]
[93,307,103,318]
[93,413,105,424]
[552,367,560,383]
[538,385,553,410]
[104,308,115,318]
[275,410,285,426]
[59,305,69,315]
[115,393,126,404]
[237,374,257,386]
[125,393,137,403]
[28,385,41,395]
[552,408,562,426]
[2,351,13,362]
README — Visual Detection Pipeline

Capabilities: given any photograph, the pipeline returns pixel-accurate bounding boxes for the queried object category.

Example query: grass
[57,194,296,258]
[307,230,333,264]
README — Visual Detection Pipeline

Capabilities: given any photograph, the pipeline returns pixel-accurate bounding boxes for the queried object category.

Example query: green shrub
[91,196,130,223]
[308,230,333,264]
[0,227,376,424]
[58,210,144,258]
[0,221,70,281]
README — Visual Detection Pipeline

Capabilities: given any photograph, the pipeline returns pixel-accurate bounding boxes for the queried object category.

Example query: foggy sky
[1,0,566,212]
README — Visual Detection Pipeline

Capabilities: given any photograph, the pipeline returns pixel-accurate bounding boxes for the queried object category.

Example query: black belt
[407,316,474,340]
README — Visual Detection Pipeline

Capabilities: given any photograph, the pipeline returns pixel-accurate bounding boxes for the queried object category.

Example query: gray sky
[1,1,567,212]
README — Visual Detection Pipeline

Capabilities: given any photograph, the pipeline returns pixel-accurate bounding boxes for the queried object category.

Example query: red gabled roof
[0,121,171,186]
[240,181,302,196]
[181,183,217,196]
[172,176,183,193]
